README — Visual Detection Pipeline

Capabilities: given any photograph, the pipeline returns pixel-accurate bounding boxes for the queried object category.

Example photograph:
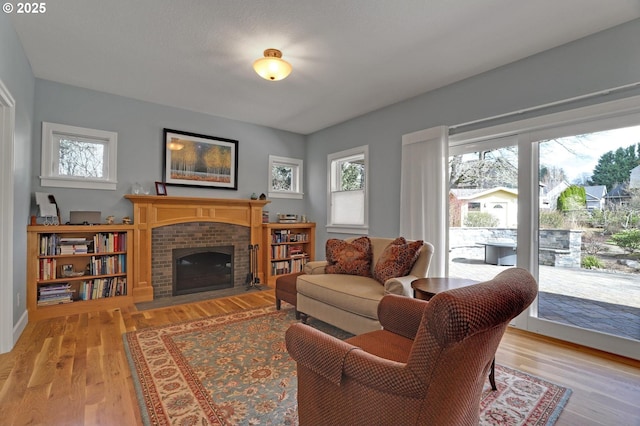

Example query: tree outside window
[268,155,303,199]
[328,146,369,233]
[41,122,117,190]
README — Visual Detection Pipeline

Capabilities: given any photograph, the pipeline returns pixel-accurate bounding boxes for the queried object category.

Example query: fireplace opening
[172,246,234,296]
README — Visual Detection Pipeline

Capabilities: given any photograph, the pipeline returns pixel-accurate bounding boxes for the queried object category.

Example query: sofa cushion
[297,273,383,320]
[373,237,424,284]
[325,236,373,277]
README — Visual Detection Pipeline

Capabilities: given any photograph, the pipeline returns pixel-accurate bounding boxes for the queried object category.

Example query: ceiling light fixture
[253,48,292,81]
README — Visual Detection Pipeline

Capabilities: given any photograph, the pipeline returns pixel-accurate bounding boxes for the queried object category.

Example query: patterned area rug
[124,306,571,425]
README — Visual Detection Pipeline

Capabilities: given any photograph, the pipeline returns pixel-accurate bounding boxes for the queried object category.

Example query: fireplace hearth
[173,246,234,296]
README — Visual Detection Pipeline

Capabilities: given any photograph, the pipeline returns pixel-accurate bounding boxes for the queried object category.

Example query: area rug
[124,306,572,425]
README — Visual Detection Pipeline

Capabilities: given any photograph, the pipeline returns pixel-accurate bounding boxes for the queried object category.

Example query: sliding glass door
[534,125,640,341]
[448,138,519,283]
[448,98,640,360]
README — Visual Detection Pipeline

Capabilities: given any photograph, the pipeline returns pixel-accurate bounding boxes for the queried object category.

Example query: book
[37,283,73,305]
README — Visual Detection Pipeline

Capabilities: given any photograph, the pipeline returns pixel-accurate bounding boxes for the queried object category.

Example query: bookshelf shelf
[38,251,127,259]
[27,225,134,321]
[262,222,315,286]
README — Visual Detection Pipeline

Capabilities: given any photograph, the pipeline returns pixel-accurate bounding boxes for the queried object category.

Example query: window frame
[268,155,303,199]
[327,145,369,234]
[40,122,118,190]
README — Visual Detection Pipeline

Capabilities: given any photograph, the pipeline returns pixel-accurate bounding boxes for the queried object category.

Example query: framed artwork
[163,128,238,190]
[155,181,167,195]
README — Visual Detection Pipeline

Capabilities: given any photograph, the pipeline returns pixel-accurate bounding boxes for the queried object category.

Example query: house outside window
[327,145,369,233]
[268,155,303,199]
[40,122,118,190]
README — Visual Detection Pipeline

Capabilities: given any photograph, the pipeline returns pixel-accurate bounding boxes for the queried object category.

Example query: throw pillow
[373,237,424,284]
[325,236,373,277]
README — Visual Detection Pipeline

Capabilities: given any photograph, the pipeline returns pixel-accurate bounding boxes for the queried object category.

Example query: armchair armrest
[377,294,428,339]
[303,260,328,274]
[285,323,356,385]
[384,274,419,296]
[286,323,426,397]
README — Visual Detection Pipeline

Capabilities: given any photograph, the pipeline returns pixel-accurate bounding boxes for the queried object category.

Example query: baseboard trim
[13,308,28,347]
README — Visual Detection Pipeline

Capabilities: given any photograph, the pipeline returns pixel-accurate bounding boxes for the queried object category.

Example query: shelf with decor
[27,225,134,321]
[262,222,315,286]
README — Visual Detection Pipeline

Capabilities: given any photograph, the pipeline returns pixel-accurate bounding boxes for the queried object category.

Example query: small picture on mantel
[155,181,168,196]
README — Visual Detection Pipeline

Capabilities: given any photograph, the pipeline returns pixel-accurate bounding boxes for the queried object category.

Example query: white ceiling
[10,1,640,134]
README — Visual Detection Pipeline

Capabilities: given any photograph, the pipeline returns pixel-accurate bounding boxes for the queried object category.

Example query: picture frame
[61,264,74,277]
[155,181,167,196]
[163,128,238,190]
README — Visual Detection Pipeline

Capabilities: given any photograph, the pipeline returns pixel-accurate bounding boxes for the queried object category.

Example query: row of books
[87,254,127,275]
[37,283,73,306]
[93,232,127,253]
[38,255,126,280]
[38,232,127,256]
[39,234,89,255]
[38,258,57,280]
[58,237,90,255]
[78,277,127,300]
[37,278,128,305]
[270,244,305,259]
[271,256,308,275]
[271,230,309,243]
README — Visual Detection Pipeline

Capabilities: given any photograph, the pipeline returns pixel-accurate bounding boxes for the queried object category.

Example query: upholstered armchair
[285,268,537,426]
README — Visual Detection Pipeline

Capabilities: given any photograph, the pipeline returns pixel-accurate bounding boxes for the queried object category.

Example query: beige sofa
[296,237,434,335]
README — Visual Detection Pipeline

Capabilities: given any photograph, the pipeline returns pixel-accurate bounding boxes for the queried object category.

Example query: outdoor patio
[449,259,640,340]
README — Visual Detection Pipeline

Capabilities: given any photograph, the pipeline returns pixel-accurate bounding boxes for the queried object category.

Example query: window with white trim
[327,145,369,233]
[268,155,303,199]
[40,122,118,190]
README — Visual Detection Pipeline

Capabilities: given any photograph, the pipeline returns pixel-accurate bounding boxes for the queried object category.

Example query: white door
[0,80,15,354]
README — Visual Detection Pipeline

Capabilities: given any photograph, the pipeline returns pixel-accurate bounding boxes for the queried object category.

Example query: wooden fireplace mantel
[125,195,270,302]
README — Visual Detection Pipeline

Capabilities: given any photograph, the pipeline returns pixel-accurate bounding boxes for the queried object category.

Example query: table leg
[489,358,497,391]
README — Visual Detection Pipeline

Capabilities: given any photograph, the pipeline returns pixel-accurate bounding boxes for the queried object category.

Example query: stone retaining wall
[449,228,582,268]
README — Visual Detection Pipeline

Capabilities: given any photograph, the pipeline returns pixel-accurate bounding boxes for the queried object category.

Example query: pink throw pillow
[325,237,373,277]
[373,237,424,284]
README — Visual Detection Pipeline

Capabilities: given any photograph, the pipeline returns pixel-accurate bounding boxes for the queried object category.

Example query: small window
[268,155,303,199]
[468,202,481,212]
[327,146,369,233]
[40,122,118,190]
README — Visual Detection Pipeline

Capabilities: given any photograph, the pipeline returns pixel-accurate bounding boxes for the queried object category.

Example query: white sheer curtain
[400,126,448,277]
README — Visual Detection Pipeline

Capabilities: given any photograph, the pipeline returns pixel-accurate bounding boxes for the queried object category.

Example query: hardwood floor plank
[0,289,638,425]
[495,328,640,425]
[12,383,52,425]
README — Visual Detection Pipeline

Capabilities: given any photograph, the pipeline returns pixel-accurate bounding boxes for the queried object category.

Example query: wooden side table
[411,277,478,300]
[411,277,498,391]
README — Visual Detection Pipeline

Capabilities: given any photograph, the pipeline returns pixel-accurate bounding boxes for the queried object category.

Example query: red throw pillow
[373,237,424,284]
[325,236,373,277]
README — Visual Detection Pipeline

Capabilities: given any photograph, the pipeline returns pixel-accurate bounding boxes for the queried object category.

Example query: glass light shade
[253,49,292,81]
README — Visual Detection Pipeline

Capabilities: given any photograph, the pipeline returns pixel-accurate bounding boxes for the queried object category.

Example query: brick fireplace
[125,195,269,302]
[152,222,249,298]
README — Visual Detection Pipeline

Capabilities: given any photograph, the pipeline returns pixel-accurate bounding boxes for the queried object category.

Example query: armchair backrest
[408,268,538,424]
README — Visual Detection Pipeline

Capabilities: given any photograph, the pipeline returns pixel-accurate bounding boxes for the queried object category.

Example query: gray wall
[0,13,35,326]
[32,80,307,223]
[306,18,640,258]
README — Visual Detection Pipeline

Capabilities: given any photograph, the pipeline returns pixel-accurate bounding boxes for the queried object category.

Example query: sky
[539,124,640,183]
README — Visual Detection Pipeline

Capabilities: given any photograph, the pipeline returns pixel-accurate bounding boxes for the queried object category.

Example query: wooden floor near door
[0,289,638,425]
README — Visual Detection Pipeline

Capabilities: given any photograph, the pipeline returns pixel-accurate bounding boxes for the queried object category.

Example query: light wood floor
[0,289,638,425]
